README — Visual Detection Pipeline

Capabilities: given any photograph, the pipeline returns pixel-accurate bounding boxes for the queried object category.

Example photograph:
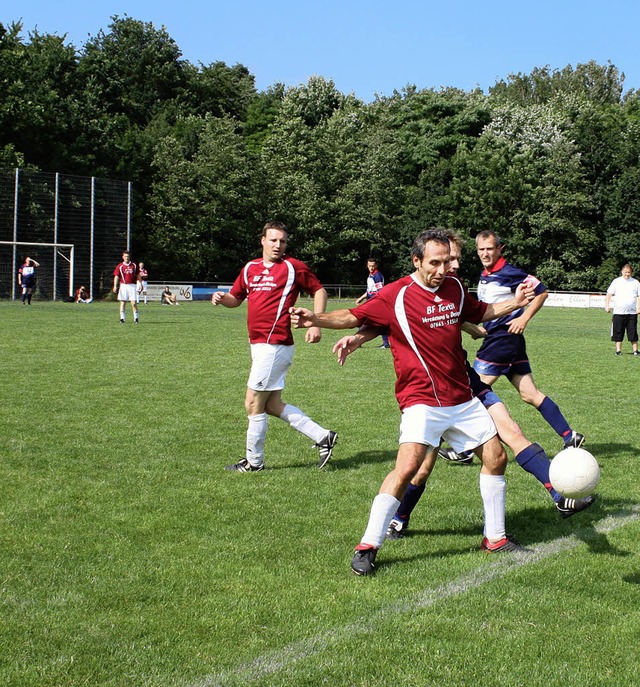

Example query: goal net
[0,241,75,301]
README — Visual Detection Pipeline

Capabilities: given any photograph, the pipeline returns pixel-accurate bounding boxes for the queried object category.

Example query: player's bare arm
[507,291,547,335]
[305,288,328,344]
[333,328,378,366]
[461,321,487,340]
[481,281,535,322]
[212,292,242,308]
[290,307,361,330]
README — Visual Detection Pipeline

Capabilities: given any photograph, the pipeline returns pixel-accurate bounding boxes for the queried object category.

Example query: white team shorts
[399,397,497,452]
[247,343,294,392]
[138,281,148,292]
[118,284,138,302]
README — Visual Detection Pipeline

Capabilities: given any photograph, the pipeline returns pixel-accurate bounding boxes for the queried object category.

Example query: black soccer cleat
[315,430,338,469]
[481,535,531,553]
[556,494,596,519]
[224,458,264,472]
[563,431,585,449]
[351,545,378,576]
[438,447,474,465]
[386,518,408,540]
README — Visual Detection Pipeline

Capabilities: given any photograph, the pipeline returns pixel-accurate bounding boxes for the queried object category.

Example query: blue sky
[7,1,640,101]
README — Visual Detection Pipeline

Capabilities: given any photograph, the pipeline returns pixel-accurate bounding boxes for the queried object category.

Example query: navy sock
[537,396,571,441]
[394,482,426,521]
[515,442,561,502]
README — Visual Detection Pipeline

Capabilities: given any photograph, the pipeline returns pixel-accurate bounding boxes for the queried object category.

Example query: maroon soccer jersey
[113,261,138,284]
[351,274,488,409]
[230,256,324,345]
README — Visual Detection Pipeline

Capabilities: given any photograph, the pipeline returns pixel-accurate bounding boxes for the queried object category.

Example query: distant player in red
[291,229,535,575]
[211,221,337,472]
[113,251,139,323]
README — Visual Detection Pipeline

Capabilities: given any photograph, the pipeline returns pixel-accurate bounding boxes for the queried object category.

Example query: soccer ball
[549,447,600,499]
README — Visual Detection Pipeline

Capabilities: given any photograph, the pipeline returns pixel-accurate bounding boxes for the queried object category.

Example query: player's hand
[507,315,528,335]
[332,335,362,366]
[211,291,225,306]
[305,326,322,344]
[289,307,315,328]
[514,280,535,305]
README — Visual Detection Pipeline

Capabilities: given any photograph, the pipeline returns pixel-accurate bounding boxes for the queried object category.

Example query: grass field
[1,299,639,687]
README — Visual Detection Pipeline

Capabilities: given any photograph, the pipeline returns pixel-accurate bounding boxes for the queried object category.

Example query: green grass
[1,300,639,687]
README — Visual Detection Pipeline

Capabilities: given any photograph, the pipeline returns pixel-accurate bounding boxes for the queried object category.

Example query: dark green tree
[147,115,262,280]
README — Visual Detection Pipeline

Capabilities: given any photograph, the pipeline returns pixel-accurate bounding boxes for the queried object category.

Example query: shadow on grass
[377,497,637,572]
[583,442,640,458]
[268,449,398,470]
[506,497,635,557]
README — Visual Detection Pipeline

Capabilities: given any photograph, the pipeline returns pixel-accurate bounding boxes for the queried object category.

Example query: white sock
[479,473,506,541]
[360,493,401,549]
[246,413,268,466]
[280,404,327,444]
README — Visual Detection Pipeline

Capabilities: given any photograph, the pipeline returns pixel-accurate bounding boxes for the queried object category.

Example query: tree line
[2,16,639,290]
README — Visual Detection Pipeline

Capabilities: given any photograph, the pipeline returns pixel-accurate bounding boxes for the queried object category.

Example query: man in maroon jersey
[212,221,337,472]
[113,251,139,324]
[291,229,535,575]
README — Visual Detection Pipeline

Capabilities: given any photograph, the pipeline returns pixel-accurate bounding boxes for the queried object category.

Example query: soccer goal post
[0,241,75,301]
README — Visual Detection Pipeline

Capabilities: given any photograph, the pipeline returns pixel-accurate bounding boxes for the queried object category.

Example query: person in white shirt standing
[605,263,640,356]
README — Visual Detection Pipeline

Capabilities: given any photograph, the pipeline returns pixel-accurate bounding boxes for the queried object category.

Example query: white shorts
[247,343,294,392]
[138,281,148,292]
[118,284,138,302]
[399,398,497,452]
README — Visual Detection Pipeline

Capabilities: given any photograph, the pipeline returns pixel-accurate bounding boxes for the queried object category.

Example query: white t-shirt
[607,276,640,314]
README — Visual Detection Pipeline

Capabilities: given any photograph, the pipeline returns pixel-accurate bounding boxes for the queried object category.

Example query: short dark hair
[411,229,451,260]
[262,221,288,237]
[475,229,501,246]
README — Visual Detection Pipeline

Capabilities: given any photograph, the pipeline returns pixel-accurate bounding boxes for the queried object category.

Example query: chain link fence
[0,169,132,300]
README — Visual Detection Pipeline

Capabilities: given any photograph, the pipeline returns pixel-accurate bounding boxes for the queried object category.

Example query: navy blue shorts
[473,331,532,379]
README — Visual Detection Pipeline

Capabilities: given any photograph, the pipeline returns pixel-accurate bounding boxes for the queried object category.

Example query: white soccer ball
[549,447,600,499]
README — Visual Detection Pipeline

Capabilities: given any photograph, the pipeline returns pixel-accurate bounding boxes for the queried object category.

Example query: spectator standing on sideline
[473,230,584,449]
[291,229,536,575]
[605,263,640,356]
[355,258,389,348]
[75,285,93,303]
[113,251,139,324]
[18,257,40,305]
[137,262,149,305]
[211,221,338,472]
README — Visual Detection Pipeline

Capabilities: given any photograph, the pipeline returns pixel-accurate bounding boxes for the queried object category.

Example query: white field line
[190,508,640,687]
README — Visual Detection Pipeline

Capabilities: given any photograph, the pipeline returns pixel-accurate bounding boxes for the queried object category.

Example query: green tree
[449,103,597,288]
[147,115,262,280]
[0,21,80,171]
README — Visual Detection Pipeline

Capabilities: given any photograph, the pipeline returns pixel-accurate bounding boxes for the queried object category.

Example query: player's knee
[479,440,507,474]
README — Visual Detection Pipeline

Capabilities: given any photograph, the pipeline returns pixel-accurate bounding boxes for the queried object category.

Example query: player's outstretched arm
[461,321,486,340]
[333,328,378,366]
[481,281,535,322]
[212,292,242,308]
[290,307,360,330]
[305,288,328,344]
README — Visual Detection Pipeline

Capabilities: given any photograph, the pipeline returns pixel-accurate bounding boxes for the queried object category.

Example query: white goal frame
[0,240,75,301]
